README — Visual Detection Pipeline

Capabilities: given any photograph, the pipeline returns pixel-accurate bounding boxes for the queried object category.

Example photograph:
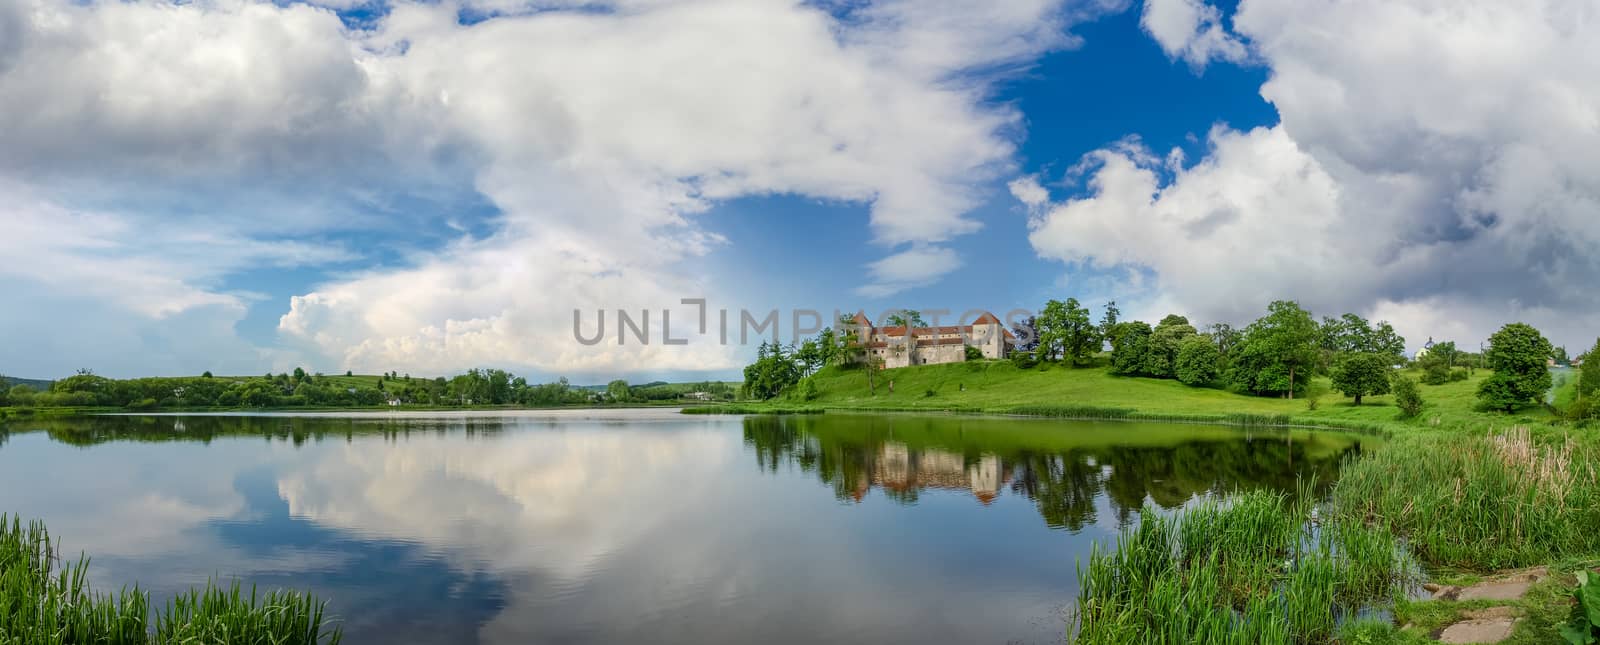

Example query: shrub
[1392,373,1424,418]
[1450,368,1470,382]
[1009,350,1037,369]
[1569,396,1599,425]
[964,345,983,361]
[790,377,819,401]
[1421,359,1451,385]
[125,398,159,411]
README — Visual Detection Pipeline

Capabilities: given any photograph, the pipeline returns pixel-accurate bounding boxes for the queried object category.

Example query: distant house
[685,391,713,401]
[386,397,402,407]
[1414,336,1435,361]
[843,311,1013,369]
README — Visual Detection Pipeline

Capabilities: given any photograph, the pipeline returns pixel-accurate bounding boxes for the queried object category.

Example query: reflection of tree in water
[743,416,1363,531]
[0,415,508,447]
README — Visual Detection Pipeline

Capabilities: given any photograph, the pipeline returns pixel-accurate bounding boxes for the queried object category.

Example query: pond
[0,410,1375,644]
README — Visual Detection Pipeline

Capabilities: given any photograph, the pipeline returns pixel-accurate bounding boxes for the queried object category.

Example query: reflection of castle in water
[870,443,1006,504]
[742,415,1366,531]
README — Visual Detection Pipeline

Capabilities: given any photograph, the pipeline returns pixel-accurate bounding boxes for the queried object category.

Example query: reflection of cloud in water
[275,425,734,582]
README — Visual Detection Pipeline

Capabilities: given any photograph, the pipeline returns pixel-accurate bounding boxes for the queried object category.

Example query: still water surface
[0,410,1373,644]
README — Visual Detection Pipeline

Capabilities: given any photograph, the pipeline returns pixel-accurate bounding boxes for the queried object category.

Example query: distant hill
[0,376,53,390]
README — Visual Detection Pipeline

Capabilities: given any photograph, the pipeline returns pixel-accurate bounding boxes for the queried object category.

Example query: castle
[843,311,1014,369]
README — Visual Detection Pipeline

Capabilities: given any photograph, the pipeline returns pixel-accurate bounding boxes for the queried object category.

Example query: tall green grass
[1072,490,1415,644]
[1330,427,1600,569]
[0,515,341,645]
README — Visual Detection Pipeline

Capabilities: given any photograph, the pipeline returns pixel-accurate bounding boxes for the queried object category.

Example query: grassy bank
[695,359,1558,433]
[0,515,342,644]
[718,360,1597,642]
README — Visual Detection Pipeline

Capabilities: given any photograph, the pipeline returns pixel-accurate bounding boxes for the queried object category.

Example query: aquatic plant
[1331,427,1600,569]
[0,514,341,645]
[1072,490,1412,644]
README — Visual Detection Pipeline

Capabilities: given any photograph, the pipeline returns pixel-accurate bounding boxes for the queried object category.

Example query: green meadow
[699,357,1600,644]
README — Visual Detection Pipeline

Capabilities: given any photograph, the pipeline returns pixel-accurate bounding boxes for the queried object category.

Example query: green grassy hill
[788,360,1556,429]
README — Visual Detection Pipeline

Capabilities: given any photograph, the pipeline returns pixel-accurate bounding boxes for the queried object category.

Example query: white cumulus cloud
[1026,0,1600,351]
[1139,0,1246,69]
[0,0,1119,377]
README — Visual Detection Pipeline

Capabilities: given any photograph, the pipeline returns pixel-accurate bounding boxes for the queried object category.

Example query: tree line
[1012,298,1592,418]
[0,368,734,411]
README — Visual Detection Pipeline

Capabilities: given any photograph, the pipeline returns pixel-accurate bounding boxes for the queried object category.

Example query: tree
[1331,353,1391,405]
[1099,301,1120,348]
[1227,301,1320,398]
[1035,298,1100,365]
[1476,323,1554,412]
[1175,336,1221,387]
[796,338,825,375]
[345,370,353,377]
[1392,372,1424,418]
[1109,321,1153,375]
[201,371,213,378]
[606,379,632,402]
[1144,316,1198,378]
[1553,346,1571,366]
[1368,322,1406,363]
[1432,341,1460,369]
[1208,323,1241,360]
[1011,315,1039,352]
[1579,338,1600,399]
[741,341,802,400]
[885,310,927,328]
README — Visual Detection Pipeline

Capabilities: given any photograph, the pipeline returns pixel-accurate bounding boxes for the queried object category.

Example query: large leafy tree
[1109,321,1154,375]
[1368,321,1406,362]
[1144,316,1198,378]
[1175,336,1221,387]
[1331,353,1391,405]
[742,341,803,400]
[1036,298,1100,365]
[1476,323,1554,412]
[1227,301,1320,398]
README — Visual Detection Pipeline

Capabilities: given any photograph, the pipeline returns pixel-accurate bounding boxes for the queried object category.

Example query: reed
[0,514,341,645]
[1072,490,1413,644]
[1330,427,1600,569]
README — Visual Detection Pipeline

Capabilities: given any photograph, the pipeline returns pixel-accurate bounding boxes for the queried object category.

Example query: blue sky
[1,0,1597,381]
